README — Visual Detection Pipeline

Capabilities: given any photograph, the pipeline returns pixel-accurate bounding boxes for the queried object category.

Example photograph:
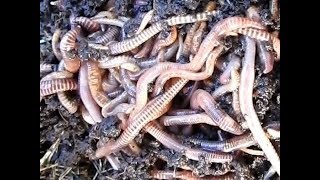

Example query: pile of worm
[40,0,280,179]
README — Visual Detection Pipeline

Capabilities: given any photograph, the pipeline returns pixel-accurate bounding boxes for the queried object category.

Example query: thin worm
[57,92,78,114]
[212,69,240,98]
[166,11,217,26]
[234,28,280,59]
[134,38,154,58]
[107,88,124,98]
[90,11,116,20]
[135,9,155,35]
[40,63,57,73]
[120,68,137,97]
[264,166,276,180]
[55,62,79,113]
[219,53,241,84]
[101,91,129,118]
[145,121,233,163]
[167,109,199,116]
[60,26,82,73]
[119,62,141,72]
[191,21,207,55]
[127,69,147,81]
[73,17,100,32]
[151,26,178,56]
[94,78,188,158]
[239,37,280,175]
[79,63,103,124]
[40,70,73,82]
[240,148,265,156]
[257,41,275,74]
[176,33,184,60]
[92,18,125,27]
[80,104,96,124]
[98,55,136,69]
[247,6,276,73]
[132,47,210,116]
[152,46,224,96]
[270,0,280,20]
[108,21,165,55]
[182,22,200,57]
[161,113,217,126]
[192,16,265,73]
[190,89,244,135]
[106,70,119,86]
[102,73,118,93]
[135,58,157,68]
[232,90,241,116]
[52,28,63,60]
[108,68,121,83]
[104,103,135,116]
[95,26,120,44]
[86,61,110,107]
[151,170,235,180]
[40,78,77,97]
[189,132,256,152]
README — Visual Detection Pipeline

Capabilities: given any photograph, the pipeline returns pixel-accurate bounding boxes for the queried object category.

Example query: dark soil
[40,0,280,179]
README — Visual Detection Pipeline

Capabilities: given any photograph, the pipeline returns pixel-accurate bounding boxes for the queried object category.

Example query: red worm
[79,62,103,124]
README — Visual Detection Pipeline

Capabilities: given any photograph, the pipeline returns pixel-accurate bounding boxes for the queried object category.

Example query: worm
[212,69,240,98]
[232,90,241,116]
[160,113,218,126]
[192,16,265,72]
[60,26,82,73]
[104,103,135,116]
[152,46,224,96]
[80,104,96,124]
[90,11,116,20]
[270,0,280,21]
[176,33,184,60]
[108,21,165,55]
[191,21,207,55]
[72,17,100,32]
[101,91,129,118]
[101,73,118,93]
[107,88,124,98]
[92,18,125,27]
[182,22,201,57]
[86,61,110,107]
[132,49,209,116]
[151,26,178,56]
[40,63,57,73]
[167,109,199,116]
[120,68,137,97]
[40,78,77,97]
[234,28,280,60]
[240,148,265,156]
[134,38,154,58]
[135,9,155,35]
[98,55,136,69]
[190,89,244,135]
[219,53,241,84]
[94,78,188,158]
[79,62,103,124]
[151,170,235,180]
[239,36,280,175]
[145,121,233,163]
[95,26,120,44]
[189,132,256,152]
[54,62,79,114]
[165,11,217,26]
[127,69,147,81]
[52,28,63,60]
[247,6,276,73]
[108,68,121,83]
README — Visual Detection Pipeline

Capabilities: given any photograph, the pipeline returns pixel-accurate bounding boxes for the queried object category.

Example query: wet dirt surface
[40,0,280,179]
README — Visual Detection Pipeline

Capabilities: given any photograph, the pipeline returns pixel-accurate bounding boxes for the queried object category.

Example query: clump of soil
[40,0,280,179]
